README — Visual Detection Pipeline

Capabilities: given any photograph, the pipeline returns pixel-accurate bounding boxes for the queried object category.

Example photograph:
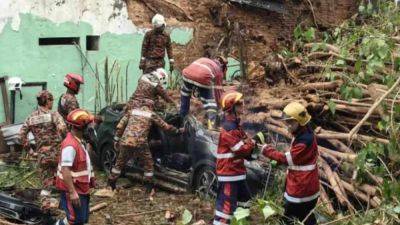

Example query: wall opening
[39,37,80,45]
[86,35,100,51]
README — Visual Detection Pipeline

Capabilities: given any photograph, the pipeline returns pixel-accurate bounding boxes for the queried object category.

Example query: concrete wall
[0,0,193,123]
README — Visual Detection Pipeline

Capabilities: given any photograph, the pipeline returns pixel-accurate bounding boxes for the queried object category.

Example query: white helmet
[151,68,169,88]
[152,14,166,28]
[8,77,23,91]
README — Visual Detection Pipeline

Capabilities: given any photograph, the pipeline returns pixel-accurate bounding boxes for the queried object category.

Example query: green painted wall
[0,13,193,123]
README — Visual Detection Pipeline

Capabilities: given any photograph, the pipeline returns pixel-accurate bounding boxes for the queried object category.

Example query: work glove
[253,131,267,145]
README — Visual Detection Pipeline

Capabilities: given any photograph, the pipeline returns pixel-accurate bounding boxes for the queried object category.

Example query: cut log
[319,146,357,162]
[316,131,389,144]
[325,139,354,153]
[341,180,381,208]
[319,185,336,215]
[299,81,342,92]
[320,159,355,213]
[358,184,378,196]
[330,99,372,108]
[367,84,388,119]
[90,202,108,213]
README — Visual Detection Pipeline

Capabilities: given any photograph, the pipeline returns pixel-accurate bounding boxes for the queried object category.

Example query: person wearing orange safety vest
[55,109,95,225]
[213,91,255,225]
[261,102,319,225]
[180,56,227,130]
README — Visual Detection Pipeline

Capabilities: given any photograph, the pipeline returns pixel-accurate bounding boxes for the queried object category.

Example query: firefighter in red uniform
[55,109,95,225]
[261,102,319,225]
[180,56,228,129]
[213,91,255,225]
[58,73,84,121]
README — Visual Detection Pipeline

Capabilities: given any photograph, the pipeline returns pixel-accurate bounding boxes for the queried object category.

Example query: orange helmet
[221,91,243,111]
[64,73,84,93]
[66,109,94,129]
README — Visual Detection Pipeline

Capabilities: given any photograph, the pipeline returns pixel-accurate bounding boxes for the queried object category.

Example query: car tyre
[100,143,117,175]
[194,165,218,200]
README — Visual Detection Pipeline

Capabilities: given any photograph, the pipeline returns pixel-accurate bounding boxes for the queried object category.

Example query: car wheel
[194,166,218,200]
[100,143,117,174]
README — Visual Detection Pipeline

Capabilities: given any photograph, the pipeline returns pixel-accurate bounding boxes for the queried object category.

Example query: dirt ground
[89,174,215,225]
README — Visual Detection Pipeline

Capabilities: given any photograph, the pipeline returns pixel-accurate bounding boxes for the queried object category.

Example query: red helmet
[66,109,94,129]
[64,73,84,93]
[220,90,243,111]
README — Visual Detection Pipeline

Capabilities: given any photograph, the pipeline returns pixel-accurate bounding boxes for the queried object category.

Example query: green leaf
[234,207,250,221]
[303,27,315,42]
[262,205,277,219]
[393,206,400,214]
[394,57,400,71]
[294,25,302,40]
[181,209,193,225]
[327,100,336,115]
[354,60,362,74]
[336,59,346,66]
[351,87,363,99]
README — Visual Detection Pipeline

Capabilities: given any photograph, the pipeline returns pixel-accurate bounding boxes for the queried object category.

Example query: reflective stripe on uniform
[217,175,246,182]
[203,102,218,108]
[57,165,90,179]
[285,152,294,166]
[131,109,152,118]
[111,168,121,174]
[29,113,52,125]
[288,164,316,171]
[180,91,190,96]
[193,62,216,79]
[285,152,316,171]
[200,97,216,103]
[231,141,244,152]
[144,172,154,177]
[213,220,229,225]
[215,210,232,220]
[217,153,234,159]
[284,192,320,203]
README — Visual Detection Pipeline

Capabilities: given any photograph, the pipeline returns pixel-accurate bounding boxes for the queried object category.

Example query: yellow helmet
[283,102,311,126]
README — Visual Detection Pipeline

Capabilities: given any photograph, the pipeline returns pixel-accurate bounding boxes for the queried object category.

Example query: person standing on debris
[55,109,95,225]
[19,90,67,188]
[213,91,256,225]
[124,68,176,112]
[108,68,182,197]
[58,73,84,121]
[261,102,319,225]
[180,56,228,130]
[140,14,174,73]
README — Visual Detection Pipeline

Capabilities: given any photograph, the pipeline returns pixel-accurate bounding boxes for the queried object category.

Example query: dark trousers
[57,192,90,225]
[284,199,318,225]
[213,180,251,225]
[180,81,217,121]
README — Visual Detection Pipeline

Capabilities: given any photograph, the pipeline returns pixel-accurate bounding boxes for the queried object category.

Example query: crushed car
[94,104,288,198]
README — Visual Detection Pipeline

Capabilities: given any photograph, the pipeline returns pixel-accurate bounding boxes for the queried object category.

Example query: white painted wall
[0,0,137,34]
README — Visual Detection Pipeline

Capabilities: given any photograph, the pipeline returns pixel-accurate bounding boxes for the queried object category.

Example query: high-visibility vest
[55,132,94,194]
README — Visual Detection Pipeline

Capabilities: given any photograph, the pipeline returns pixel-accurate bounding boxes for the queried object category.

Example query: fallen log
[319,146,357,162]
[90,202,108,213]
[299,81,342,92]
[320,160,355,213]
[316,131,389,144]
[304,43,340,54]
[325,139,354,153]
[358,183,378,196]
[348,73,400,141]
[116,209,166,218]
[341,180,381,208]
[330,99,372,108]
[319,185,336,215]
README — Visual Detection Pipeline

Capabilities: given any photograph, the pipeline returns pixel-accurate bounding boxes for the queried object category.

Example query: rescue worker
[180,56,228,129]
[261,102,319,225]
[20,90,66,187]
[213,91,255,225]
[55,109,95,225]
[108,69,181,196]
[140,14,174,73]
[125,68,176,112]
[58,73,84,120]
